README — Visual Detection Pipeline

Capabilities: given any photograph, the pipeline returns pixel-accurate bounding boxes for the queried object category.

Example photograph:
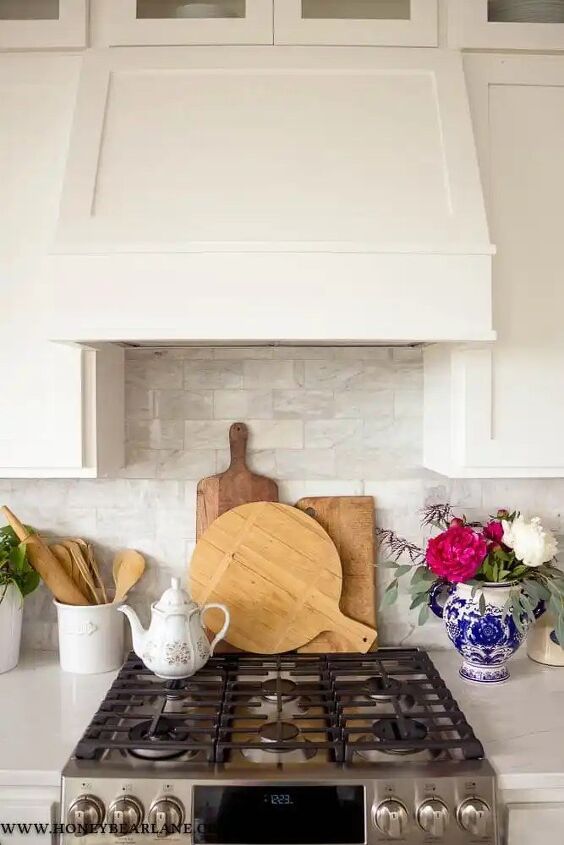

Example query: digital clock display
[193,785,365,844]
[267,794,293,805]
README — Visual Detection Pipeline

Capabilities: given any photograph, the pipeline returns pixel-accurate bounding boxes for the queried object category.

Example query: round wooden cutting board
[189,501,377,654]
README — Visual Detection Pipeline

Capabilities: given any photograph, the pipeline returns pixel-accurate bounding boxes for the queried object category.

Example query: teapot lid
[154,577,195,611]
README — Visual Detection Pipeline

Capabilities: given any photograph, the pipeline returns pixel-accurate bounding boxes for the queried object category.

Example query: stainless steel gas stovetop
[61,648,498,843]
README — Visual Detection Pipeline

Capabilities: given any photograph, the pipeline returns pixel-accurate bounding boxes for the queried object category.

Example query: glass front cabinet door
[102,0,274,45]
[0,0,87,48]
[449,0,564,50]
[274,0,438,46]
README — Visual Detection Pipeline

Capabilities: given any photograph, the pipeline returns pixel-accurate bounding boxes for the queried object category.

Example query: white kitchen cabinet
[423,55,564,478]
[506,803,564,845]
[0,341,124,479]
[0,788,58,845]
[100,0,273,45]
[0,54,123,479]
[0,0,87,49]
[448,0,564,51]
[274,0,437,46]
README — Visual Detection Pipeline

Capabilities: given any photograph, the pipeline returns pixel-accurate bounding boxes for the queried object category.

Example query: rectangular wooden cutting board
[294,495,377,652]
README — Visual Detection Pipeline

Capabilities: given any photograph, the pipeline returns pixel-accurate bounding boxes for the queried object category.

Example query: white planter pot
[0,583,23,674]
[54,600,125,674]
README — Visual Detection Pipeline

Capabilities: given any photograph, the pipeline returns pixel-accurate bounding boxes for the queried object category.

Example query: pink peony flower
[426,525,487,583]
[484,520,504,544]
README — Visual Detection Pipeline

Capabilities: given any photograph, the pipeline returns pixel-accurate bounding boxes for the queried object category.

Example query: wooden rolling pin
[1,506,89,606]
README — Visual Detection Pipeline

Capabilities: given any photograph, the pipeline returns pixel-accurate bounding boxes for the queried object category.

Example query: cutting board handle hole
[305,507,317,517]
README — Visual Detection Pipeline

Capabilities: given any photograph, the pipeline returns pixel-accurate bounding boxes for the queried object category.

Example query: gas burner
[261,678,297,702]
[351,718,438,762]
[128,718,199,761]
[373,718,430,755]
[364,676,400,699]
[240,722,318,764]
[258,721,300,744]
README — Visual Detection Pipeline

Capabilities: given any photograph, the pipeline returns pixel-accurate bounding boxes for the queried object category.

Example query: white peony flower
[502,515,558,568]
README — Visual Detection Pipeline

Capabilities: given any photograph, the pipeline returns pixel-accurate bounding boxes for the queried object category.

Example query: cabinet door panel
[424,56,564,478]
[507,803,564,845]
[102,0,273,45]
[449,0,564,50]
[274,0,437,45]
[0,340,84,472]
[0,0,86,49]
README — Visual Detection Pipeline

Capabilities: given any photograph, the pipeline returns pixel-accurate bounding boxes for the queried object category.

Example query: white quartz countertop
[0,651,117,789]
[0,649,563,792]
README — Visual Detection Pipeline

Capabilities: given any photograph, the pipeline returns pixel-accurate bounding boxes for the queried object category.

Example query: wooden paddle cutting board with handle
[190,502,377,654]
[294,496,377,652]
[196,422,278,539]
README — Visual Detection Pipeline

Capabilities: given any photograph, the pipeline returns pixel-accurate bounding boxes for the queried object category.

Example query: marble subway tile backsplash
[5,345,564,653]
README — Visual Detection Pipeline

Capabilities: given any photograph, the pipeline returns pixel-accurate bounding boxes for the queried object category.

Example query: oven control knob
[373,799,409,839]
[67,795,105,835]
[417,799,449,838]
[457,798,491,837]
[148,797,184,839]
[107,796,144,836]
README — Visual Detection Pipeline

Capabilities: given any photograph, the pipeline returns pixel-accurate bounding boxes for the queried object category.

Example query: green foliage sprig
[0,525,39,603]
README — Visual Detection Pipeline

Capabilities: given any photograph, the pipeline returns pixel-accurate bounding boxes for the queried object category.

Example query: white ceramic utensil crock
[54,599,125,674]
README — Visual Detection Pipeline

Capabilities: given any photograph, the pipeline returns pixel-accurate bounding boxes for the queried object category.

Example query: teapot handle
[200,603,230,655]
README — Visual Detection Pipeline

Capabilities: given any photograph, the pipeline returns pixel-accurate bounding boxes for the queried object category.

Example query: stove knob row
[107,795,144,836]
[149,796,185,839]
[373,796,491,840]
[67,794,185,839]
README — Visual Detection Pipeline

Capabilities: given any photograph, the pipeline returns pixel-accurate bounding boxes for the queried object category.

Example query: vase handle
[428,580,453,620]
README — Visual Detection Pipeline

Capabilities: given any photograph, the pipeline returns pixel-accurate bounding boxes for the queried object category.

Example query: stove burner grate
[72,649,485,764]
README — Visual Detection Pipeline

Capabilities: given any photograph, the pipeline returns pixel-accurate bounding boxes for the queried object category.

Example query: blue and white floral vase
[429,581,543,684]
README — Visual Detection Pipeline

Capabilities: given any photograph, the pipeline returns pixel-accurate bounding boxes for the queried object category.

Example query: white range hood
[44,46,494,344]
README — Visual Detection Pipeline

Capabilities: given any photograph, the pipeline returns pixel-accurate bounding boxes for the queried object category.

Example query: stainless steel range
[61,648,498,843]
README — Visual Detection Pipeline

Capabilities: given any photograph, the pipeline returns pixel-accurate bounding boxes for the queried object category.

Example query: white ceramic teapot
[118,577,230,679]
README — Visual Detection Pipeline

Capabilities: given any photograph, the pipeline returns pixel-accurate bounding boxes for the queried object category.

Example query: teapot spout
[117,604,147,655]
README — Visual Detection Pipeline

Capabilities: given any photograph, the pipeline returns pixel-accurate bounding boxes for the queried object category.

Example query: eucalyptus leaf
[394,564,413,578]
[410,566,431,584]
[556,616,564,650]
[384,579,398,593]
[379,560,400,569]
[418,604,430,625]
[512,606,524,634]
[411,579,435,595]
[409,591,430,610]
[380,587,399,608]
[478,593,487,615]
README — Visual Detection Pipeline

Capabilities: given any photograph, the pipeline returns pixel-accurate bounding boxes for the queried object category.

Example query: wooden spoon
[113,550,146,603]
